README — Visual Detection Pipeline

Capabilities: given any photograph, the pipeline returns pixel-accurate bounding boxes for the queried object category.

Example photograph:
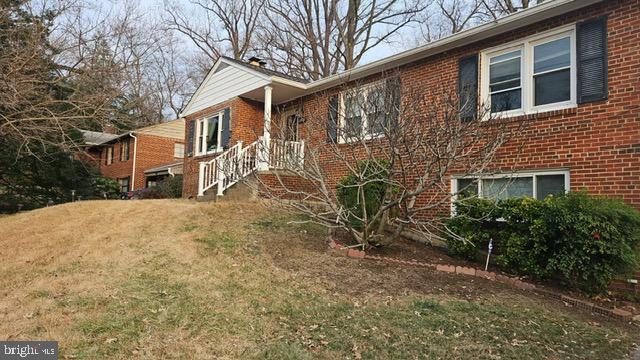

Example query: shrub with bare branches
[249,71,524,247]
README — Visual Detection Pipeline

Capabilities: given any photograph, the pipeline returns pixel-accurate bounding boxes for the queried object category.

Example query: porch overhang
[144,162,184,177]
[239,79,306,105]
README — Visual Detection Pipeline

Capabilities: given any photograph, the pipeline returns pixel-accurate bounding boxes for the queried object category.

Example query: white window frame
[338,81,386,144]
[480,25,577,119]
[450,169,571,214]
[195,111,223,156]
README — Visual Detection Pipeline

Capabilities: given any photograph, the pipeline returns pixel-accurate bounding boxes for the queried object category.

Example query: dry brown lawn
[0,200,638,359]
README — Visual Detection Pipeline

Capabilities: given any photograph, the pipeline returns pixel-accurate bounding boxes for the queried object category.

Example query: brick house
[83,119,185,192]
[182,0,638,203]
[179,0,639,285]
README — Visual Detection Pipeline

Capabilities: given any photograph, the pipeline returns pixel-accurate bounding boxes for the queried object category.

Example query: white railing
[198,142,244,196]
[198,138,304,197]
[270,139,305,170]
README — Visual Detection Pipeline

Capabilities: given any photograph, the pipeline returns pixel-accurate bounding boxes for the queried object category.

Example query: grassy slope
[0,200,637,359]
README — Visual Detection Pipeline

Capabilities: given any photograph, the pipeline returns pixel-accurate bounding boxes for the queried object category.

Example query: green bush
[336,160,391,230]
[156,175,183,198]
[444,198,502,260]
[91,177,121,199]
[445,192,640,294]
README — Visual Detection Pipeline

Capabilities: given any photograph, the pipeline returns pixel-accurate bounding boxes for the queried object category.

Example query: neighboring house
[82,119,185,192]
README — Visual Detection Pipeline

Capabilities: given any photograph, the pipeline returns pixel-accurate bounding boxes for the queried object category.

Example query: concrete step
[217,179,258,202]
[196,177,258,203]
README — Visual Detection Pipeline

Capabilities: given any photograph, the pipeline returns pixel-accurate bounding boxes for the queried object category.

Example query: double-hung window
[339,84,387,143]
[453,170,570,203]
[482,26,576,117]
[118,177,130,193]
[120,139,130,161]
[105,146,114,165]
[489,49,523,113]
[196,112,223,155]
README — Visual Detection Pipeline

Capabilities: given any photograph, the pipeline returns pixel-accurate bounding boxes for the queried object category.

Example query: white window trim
[480,25,577,119]
[450,169,571,215]
[195,112,223,156]
[338,81,386,144]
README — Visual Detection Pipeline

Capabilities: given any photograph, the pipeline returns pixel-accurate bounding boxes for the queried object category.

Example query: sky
[134,0,418,67]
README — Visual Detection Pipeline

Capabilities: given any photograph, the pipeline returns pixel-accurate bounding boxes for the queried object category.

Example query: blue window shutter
[186,120,195,156]
[222,108,231,149]
[458,54,479,122]
[327,95,339,143]
[577,16,608,104]
[386,76,402,128]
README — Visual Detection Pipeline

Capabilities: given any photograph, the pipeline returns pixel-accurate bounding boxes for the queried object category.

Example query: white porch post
[197,162,206,196]
[259,85,272,171]
[216,158,224,196]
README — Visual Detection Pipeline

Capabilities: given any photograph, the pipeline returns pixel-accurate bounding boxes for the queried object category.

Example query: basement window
[118,177,130,193]
[452,170,570,202]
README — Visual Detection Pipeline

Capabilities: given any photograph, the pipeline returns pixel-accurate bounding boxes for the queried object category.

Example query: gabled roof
[144,161,184,175]
[81,130,121,146]
[220,56,309,83]
[81,119,184,147]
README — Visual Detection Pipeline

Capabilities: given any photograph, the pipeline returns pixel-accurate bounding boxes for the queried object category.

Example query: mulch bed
[332,228,639,318]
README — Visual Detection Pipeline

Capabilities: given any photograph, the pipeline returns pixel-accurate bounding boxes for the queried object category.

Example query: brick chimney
[248,56,267,68]
[103,123,119,134]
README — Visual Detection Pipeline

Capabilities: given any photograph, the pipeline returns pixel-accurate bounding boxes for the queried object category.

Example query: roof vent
[248,56,267,68]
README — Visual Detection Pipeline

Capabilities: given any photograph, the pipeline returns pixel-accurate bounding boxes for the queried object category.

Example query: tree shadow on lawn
[250,214,638,327]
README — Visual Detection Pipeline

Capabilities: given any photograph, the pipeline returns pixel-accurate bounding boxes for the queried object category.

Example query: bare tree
[413,0,545,46]
[482,0,545,19]
[258,0,340,80]
[152,32,198,119]
[435,0,484,34]
[260,0,426,80]
[163,0,265,61]
[247,72,524,247]
[0,0,122,156]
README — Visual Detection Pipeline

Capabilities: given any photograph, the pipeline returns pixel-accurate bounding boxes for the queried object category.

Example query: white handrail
[197,138,305,197]
[270,139,305,170]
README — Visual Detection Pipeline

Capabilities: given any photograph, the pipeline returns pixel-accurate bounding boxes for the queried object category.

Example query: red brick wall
[133,134,184,190]
[265,0,640,217]
[182,97,265,198]
[96,135,183,190]
[256,171,319,200]
[96,138,134,186]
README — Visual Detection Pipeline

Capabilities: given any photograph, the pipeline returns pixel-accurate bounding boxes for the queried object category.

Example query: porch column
[259,85,272,171]
[197,162,205,196]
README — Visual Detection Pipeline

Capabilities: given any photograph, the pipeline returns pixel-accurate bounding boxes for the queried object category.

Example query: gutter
[131,133,138,191]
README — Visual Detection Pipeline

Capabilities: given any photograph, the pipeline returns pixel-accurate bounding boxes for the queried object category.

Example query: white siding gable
[181,60,270,117]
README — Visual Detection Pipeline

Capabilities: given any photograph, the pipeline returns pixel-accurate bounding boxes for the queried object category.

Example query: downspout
[130,133,138,191]
[168,166,174,177]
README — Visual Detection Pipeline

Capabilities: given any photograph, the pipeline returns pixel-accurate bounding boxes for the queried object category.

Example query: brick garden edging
[328,239,637,324]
